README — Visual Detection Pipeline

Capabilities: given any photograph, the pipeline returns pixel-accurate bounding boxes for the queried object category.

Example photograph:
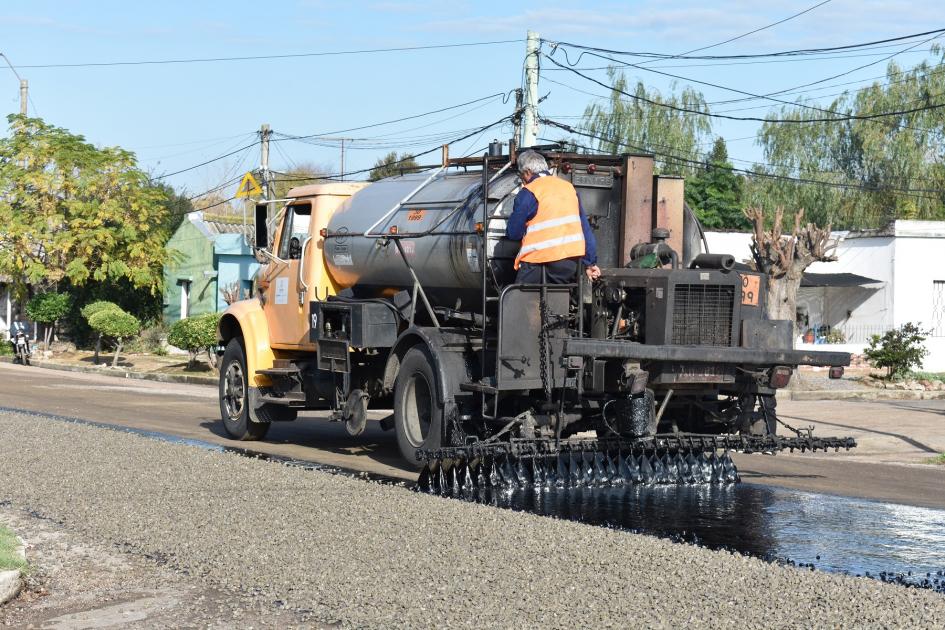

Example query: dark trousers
[515,258,579,284]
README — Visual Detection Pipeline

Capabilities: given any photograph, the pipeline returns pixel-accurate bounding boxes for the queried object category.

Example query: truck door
[260,201,315,348]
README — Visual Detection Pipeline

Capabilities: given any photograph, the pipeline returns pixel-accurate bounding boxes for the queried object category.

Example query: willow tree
[750,47,945,228]
[0,115,171,300]
[580,67,713,176]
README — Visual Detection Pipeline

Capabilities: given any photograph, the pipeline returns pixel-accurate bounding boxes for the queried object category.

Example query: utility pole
[512,88,524,150]
[260,123,271,199]
[19,79,27,116]
[522,30,540,148]
[340,138,346,181]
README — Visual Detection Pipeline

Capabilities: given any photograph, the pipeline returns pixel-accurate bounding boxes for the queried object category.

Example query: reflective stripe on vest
[515,174,585,269]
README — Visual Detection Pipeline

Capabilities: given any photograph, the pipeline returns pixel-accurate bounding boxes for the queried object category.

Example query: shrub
[168,313,222,369]
[81,300,121,364]
[125,322,169,356]
[80,300,120,321]
[26,292,71,349]
[88,307,141,367]
[864,322,929,379]
[824,329,846,344]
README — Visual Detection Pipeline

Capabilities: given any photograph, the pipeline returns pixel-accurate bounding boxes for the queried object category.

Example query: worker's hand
[585,265,601,282]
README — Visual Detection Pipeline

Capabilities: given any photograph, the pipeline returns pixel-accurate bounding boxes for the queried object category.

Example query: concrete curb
[786,389,945,401]
[0,356,216,386]
[0,536,26,606]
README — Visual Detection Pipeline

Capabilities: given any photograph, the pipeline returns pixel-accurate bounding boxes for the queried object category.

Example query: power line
[541,53,945,124]
[273,115,514,183]
[151,140,258,181]
[637,0,834,64]
[539,119,945,199]
[273,91,515,142]
[546,48,939,133]
[546,27,945,63]
[754,29,945,100]
[19,39,522,69]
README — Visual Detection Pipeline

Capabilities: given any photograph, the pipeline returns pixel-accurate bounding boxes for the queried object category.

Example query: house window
[179,279,191,319]
[933,281,945,337]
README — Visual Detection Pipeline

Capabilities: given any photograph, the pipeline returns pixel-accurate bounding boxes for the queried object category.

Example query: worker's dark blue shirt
[506,171,598,266]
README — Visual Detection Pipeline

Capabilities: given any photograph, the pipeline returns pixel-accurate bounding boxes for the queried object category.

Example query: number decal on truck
[741,274,760,306]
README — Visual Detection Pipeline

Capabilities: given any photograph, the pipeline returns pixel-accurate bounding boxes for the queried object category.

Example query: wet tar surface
[473,482,945,592]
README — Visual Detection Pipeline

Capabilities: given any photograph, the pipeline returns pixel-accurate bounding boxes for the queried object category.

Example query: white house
[706,220,945,371]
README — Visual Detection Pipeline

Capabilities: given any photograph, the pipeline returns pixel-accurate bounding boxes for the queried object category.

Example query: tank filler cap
[651,227,670,243]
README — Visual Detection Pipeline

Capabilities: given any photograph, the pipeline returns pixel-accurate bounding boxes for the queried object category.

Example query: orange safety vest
[514,174,585,269]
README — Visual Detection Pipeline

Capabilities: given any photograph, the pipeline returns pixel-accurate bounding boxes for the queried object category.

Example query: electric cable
[19,39,523,69]
[541,53,945,124]
[273,91,515,142]
[538,119,945,199]
[545,27,945,63]
[635,0,834,65]
[545,48,939,133]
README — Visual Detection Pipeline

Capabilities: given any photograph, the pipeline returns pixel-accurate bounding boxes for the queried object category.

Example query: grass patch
[925,453,945,466]
[908,371,945,381]
[0,524,26,572]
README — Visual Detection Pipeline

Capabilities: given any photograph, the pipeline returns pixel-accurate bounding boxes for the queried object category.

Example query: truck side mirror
[254,203,268,250]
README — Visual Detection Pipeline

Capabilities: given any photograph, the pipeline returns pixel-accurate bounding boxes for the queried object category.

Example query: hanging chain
[539,288,552,404]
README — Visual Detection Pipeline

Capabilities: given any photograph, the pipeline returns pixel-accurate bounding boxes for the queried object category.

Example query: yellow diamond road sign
[235,171,263,198]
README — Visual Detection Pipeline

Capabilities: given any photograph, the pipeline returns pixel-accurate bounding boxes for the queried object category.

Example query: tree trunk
[93,334,102,365]
[44,325,52,351]
[188,350,198,369]
[112,339,122,368]
[206,348,218,370]
[766,271,804,325]
[744,207,837,339]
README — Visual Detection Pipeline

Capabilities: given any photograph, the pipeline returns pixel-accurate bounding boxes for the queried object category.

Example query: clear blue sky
[2,1,942,197]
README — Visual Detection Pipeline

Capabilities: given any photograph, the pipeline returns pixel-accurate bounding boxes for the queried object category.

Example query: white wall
[891,221,945,371]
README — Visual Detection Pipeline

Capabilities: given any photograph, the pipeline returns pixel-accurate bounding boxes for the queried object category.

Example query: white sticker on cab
[274,277,289,305]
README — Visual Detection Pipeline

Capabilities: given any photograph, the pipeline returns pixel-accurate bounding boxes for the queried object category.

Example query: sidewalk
[0,355,217,386]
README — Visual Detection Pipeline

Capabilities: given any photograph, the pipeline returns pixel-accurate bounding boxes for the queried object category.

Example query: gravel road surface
[1,411,944,628]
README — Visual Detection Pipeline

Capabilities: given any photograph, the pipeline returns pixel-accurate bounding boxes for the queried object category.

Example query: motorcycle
[10,325,30,366]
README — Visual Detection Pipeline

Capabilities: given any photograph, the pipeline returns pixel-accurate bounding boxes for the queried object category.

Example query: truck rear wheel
[219,337,270,441]
[394,346,444,469]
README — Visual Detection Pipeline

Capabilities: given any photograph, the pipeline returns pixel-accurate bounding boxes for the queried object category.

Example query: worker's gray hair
[517,150,548,174]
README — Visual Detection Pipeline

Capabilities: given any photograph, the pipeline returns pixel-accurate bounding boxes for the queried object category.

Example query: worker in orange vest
[506,150,600,284]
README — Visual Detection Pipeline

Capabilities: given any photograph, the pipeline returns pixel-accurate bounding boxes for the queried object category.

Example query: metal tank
[324,169,521,309]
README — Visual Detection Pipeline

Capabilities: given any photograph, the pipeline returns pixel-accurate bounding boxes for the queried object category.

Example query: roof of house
[801,272,883,288]
[185,211,254,239]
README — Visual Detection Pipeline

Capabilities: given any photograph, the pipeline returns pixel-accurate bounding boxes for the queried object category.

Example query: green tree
[81,300,121,364]
[580,67,713,177]
[369,151,420,181]
[87,306,141,368]
[0,115,171,300]
[685,138,747,229]
[167,312,222,369]
[751,48,945,228]
[25,292,71,350]
[273,163,331,199]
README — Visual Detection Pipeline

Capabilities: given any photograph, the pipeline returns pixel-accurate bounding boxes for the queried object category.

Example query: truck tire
[219,337,272,441]
[394,346,444,469]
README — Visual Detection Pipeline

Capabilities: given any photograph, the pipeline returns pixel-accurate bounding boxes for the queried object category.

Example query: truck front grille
[672,284,735,346]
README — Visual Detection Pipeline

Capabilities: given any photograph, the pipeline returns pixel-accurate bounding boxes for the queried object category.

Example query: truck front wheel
[219,337,270,441]
[394,346,444,468]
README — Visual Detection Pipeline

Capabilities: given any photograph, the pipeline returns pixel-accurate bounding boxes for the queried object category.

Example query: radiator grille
[672,284,735,346]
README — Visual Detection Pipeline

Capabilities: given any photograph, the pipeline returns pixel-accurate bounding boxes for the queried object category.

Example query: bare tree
[744,207,837,329]
[220,282,243,305]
